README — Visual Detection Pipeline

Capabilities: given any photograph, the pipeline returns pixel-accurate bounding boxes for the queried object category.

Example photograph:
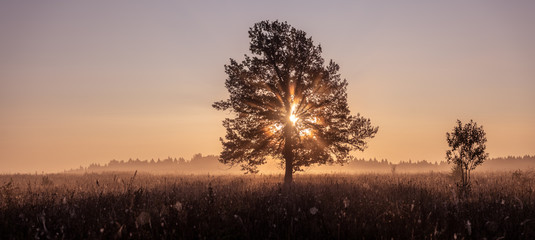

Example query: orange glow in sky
[1,1,534,173]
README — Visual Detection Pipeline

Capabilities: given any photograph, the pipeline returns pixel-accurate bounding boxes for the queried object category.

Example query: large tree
[446,119,488,192]
[213,20,378,184]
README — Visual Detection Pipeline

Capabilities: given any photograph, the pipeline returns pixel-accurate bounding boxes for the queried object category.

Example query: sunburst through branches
[265,94,321,140]
[213,20,378,184]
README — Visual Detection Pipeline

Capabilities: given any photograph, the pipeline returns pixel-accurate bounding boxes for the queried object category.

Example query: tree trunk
[284,153,293,185]
[283,125,294,186]
[461,166,466,187]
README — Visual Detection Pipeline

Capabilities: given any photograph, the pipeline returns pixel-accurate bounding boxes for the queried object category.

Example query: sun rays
[265,99,320,139]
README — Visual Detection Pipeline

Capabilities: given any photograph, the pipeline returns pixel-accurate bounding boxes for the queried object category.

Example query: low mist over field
[67,154,535,175]
[2,1,535,239]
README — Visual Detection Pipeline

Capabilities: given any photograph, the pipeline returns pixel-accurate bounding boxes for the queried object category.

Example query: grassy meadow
[1,171,534,239]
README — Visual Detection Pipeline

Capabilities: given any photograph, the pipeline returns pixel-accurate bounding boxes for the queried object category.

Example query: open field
[1,172,534,239]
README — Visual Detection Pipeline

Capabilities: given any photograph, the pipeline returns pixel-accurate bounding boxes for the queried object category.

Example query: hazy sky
[1,1,534,173]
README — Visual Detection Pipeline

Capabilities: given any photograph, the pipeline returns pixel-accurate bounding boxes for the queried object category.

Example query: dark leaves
[214,20,378,173]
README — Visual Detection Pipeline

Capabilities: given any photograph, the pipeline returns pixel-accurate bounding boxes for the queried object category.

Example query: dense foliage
[1,172,534,239]
[446,119,488,192]
[214,20,377,183]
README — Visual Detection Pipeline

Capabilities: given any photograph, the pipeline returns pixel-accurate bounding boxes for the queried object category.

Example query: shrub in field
[446,119,488,195]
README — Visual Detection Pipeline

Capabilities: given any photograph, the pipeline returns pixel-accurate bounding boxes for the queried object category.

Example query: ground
[1,172,534,239]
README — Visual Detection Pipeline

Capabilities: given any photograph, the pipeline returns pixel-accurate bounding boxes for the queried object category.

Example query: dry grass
[0,171,534,239]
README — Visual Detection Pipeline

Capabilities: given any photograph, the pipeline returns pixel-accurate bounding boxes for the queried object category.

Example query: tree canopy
[446,119,488,192]
[213,20,378,184]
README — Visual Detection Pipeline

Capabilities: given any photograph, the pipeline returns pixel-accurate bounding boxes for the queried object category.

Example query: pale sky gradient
[1,1,534,173]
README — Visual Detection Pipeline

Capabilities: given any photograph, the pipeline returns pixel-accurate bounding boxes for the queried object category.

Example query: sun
[289,104,299,125]
[266,102,318,138]
[290,103,317,138]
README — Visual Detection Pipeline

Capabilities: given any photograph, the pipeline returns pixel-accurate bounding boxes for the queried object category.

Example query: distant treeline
[67,154,535,174]
[69,154,234,174]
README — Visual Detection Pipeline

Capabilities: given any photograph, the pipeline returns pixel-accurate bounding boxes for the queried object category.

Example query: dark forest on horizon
[61,154,535,175]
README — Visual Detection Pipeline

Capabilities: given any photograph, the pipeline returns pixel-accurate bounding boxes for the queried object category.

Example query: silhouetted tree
[446,119,488,193]
[213,20,378,185]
